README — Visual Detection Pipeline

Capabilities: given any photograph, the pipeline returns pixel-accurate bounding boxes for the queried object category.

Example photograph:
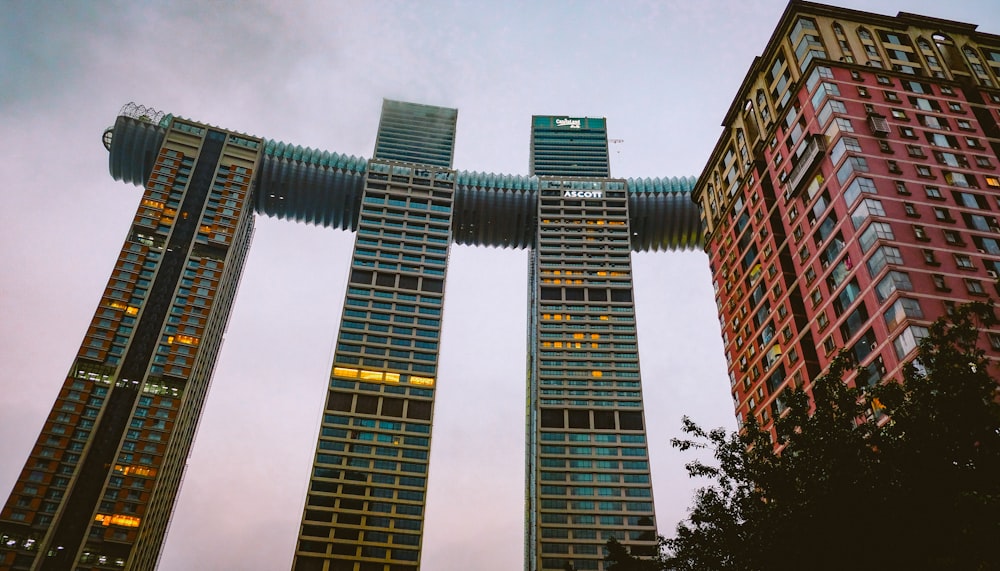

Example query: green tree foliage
[604,537,662,571]
[656,302,1000,571]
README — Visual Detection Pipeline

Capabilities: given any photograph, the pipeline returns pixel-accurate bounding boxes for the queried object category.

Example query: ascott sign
[562,190,603,198]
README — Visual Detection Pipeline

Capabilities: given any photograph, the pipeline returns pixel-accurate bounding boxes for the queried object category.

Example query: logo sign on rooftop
[555,118,582,129]
[563,190,603,198]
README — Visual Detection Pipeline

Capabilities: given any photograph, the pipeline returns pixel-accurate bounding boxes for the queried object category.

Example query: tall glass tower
[526,116,658,571]
[1,100,700,571]
[292,100,458,571]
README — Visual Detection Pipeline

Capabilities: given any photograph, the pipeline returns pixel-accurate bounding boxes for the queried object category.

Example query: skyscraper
[693,1,1000,439]
[0,99,699,571]
[0,106,262,570]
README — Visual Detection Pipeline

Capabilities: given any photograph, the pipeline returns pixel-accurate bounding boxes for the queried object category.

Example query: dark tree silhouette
[644,301,1000,571]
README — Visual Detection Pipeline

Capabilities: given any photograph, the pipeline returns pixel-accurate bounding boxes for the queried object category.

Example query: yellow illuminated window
[175,335,200,346]
[409,376,435,386]
[141,199,165,209]
[125,306,139,316]
[591,334,600,339]
[110,301,127,311]
[573,333,584,339]
[384,372,400,383]
[360,370,384,381]
[591,370,603,377]
[599,315,609,321]
[114,464,157,478]
[333,367,359,378]
[95,513,142,528]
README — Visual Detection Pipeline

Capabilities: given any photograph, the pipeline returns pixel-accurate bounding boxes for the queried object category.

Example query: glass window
[859,221,895,252]
[866,245,903,277]
[852,199,885,229]
[884,298,924,331]
[893,325,928,358]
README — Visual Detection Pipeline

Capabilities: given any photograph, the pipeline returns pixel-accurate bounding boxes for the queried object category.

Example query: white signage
[562,190,603,198]
[555,118,581,129]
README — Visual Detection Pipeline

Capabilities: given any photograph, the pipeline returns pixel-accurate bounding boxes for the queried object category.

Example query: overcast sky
[2,1,999,569]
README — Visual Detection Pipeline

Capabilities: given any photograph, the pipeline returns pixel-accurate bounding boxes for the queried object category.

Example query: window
[895,181,910,195]
[887,160,902,174]
[899,126,917,138]
[955,254,975,269]
[859,222,894,252]
[933,207,953,222]
[866,245,903,277]
[873,271,911,304]
[810,288,823,307]
[890,108,908,119]
[907,145,926,158]
[925,186,943,199]
[943,230,962,245]
[916,165,933,178]
[932,274,949,291]
[975,156,993,168]
[893,325,928,358]
[962,213,994,232]
[922,249,938,265]
[913,225,929,241]
[966,279,986,295]
[843,176,877,208]
[852,198,885,228]
[904,202,919,217]
[837,156,870,184]
[823,336,837,355]
[957,119,973,131]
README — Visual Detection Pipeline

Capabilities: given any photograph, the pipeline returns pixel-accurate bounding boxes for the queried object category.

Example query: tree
[660,301,1000,571]
[604,537,661,571]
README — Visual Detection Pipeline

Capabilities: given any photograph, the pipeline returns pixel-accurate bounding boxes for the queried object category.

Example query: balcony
[784,135,826,200]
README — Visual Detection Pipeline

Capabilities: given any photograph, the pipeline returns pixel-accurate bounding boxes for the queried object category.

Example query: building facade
[0,109,262,570]
[0,98,698,571]
[693,1,1000,439]
[525,116,659,570]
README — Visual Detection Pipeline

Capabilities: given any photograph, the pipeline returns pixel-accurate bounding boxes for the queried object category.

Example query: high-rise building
[0,98,699,571]
[693,1,1000,439]
[524,116,658,570]
[0,107,262,571]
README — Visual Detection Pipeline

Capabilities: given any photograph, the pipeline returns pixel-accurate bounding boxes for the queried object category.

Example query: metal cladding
[105,111,703,251]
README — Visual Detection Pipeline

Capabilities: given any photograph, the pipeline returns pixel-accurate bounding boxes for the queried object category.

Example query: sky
[1,1,999,569]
